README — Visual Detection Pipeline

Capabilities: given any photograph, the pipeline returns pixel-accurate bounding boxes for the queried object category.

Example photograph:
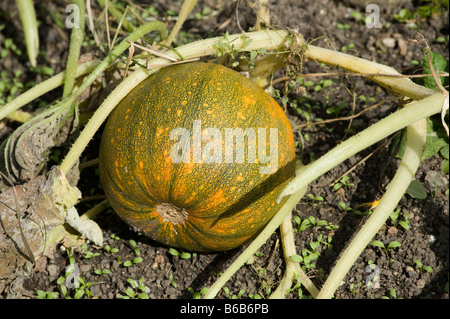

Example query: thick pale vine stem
[317,117,428,299]
[162,0,198,47]
[16,0,39,67]
[0,59,100,122]
[270,212,319,298]
[63,0,86,98]
[203,181,307,299]
[278,93,445,202]
[303,44,435,100]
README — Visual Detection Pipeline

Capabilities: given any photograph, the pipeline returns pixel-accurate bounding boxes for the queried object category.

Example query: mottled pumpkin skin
[99,62,296,252]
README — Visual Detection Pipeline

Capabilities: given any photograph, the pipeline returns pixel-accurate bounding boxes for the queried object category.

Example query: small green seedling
[123,239,143,266]
[129,239,140,256]
[104,244,119,254]
[169,247,197,259]
[372,240,402,256]
[55,248,98,299]
[290,245,320,271]
[36,290,59,299]
[123,257,143,267]
[382,288,402,299]
[223,286,246,299]
[333,175,355,191]
[169,273,178,288]
[293,215,338,232]
[109,233,120,240]
[187,287,208,299]
[94,269,111,276]
[349,282,363,296]
[120,277,149,299]
[389,208,410,231]
[306,193,325,206]
[327,101,350,117]
[81,243,100,259]
[194,7,212,20]
[338,201,353,212]
[414,259,433,274]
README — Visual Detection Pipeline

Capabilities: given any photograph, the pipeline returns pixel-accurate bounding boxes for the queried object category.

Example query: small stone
[406,266,418,278]
[80,264,91,273]
[417,279,426,289]
[387,226,398,235]
[397,38,407,56]
[47,264,59,278]
[425,170,448,188]
[382,37,396,48]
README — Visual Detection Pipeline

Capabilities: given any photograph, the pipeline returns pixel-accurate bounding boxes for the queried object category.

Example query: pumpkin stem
[156,203,188,225]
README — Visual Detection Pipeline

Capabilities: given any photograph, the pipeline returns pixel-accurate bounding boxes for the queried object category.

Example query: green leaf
[133,257,143,264]
[371,240,385,249]
[180,252,192,259]
[123,260,133,267]
[387,241,401,249]
[290,254,303,263]
[440,145,449,159]
[126,278,136,287]
[129,239,137,248]
[398,220,410,231]
[414,259,423,268]
[168,248,179,256]
[56,276,66,285]
[442,159,449,174]
[47,292,59,299]
[422,117,449,161]
[422,50,449,90]
[423,265,433,273]
[36,290,47,299]
[125,287,135,298]
[406,180,428,199]
[389,288,397,298]
[74,289,85,299]
[299,219,311,231]
[60,284,67,297]
[391,129,407,159]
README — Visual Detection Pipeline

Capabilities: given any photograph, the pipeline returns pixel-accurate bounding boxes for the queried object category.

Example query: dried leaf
[0,101,78,191]
[0,167,79,281]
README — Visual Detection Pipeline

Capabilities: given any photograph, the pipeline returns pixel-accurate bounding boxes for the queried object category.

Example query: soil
[0,0,448,300]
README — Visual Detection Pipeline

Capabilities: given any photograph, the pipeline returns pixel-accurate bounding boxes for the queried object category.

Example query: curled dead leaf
[0,101,78,191]
[0,166,101,287]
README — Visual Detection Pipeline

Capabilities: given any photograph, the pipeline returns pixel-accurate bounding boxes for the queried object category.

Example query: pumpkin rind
[99,62,296,252]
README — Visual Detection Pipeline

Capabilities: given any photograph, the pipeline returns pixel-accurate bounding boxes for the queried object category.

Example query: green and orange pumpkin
[99,62,296,252]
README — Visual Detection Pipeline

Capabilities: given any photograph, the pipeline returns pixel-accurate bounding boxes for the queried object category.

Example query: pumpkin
[99,62,296,252]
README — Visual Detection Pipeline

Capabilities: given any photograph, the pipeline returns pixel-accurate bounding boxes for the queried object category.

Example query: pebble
[47,264,59,278]
[382,37,396,48]
[406,266,418,279]
[416,279,426,289]
[80,264,91,273]
[425,170,448,188]
[387,226,398,235]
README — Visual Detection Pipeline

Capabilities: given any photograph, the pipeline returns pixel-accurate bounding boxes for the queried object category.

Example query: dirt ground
[0,0,448,299]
